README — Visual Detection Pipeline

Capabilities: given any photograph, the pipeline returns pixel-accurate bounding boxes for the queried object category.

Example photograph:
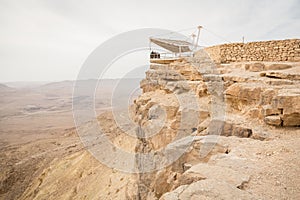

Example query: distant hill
[38,79,142,95]
[4,81,49,89]
[0,83,15,92]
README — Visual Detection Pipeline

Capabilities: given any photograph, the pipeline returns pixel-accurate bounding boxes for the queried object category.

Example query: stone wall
[204,39,300,63]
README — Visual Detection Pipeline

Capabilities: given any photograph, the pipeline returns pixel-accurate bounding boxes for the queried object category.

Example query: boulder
[273,89,300,126]
[225,83,263,110]
[208,120,252,138]
[264,115,282,126]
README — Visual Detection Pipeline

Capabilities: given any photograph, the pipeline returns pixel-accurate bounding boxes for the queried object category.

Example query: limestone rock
[165,81,190,94]
[264,71,300,80]
[171,172,205,190]
[245,63,265,72]
[208,120,252,138]
[264,115,282,126]
[160,179,256,200]
[184,163,250,188]
[262,105,281,116]
[225,83,263,110]
[132,48,300,199]
[273,89,300,126]
[265,63,292,70]
[159,185,188,200]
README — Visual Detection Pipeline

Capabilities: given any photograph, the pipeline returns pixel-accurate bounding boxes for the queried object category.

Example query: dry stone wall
[205,39,300,63]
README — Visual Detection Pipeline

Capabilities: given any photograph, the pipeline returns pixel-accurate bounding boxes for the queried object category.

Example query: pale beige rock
[265,63,292,70]
[10,41,300,200]
[265,71,300,80]
[245,63,265,72]
[264,115,282,126]
[225,83,263,110]
[171,172,205,190]
[208,120,252,138]
[184,163,250,188]
[160,179,256,200]
[273,89,300,126]
[262,105,281,116]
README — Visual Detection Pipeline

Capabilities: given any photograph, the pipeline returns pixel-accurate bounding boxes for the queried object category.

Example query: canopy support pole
[195,26,203,50]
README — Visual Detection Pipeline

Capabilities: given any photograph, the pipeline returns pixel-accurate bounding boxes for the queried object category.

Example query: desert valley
[0,39,300,199]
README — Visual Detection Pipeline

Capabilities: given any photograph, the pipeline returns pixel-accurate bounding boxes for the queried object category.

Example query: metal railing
[150,51,195,59]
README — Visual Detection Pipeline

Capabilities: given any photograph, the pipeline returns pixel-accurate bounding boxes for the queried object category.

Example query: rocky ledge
[129,48,300,199]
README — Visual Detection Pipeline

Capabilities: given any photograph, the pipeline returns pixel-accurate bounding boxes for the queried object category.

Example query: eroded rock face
[223,64,300,127]
[208,120,252,138]
[25,50,297,200]
[161,160,253,199]
[181,163,250,188]
[131,49,300,199]
[13,42,300,200]
[264,115,282,126]
[160,179,256,200]
[271,89,300,126]
[225,83,263,109]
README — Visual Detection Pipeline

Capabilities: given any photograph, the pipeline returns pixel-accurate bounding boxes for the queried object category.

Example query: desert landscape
[0,79,141,199]
[1,39,300,199]
[1,0,300,199]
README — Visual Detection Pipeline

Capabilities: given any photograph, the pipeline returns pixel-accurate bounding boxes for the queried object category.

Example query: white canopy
[150,38,192,53]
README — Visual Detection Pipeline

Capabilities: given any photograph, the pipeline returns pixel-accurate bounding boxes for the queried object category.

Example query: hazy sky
[0,0,299,82]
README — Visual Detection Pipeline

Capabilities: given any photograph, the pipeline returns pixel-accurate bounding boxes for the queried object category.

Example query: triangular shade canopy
[150,38,192,53]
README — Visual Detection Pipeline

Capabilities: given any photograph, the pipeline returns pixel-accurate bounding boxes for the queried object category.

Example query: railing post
[179,46,181,57]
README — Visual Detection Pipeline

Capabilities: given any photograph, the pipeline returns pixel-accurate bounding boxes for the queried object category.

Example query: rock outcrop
[129,44,300,199]
[16,40,300,200]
